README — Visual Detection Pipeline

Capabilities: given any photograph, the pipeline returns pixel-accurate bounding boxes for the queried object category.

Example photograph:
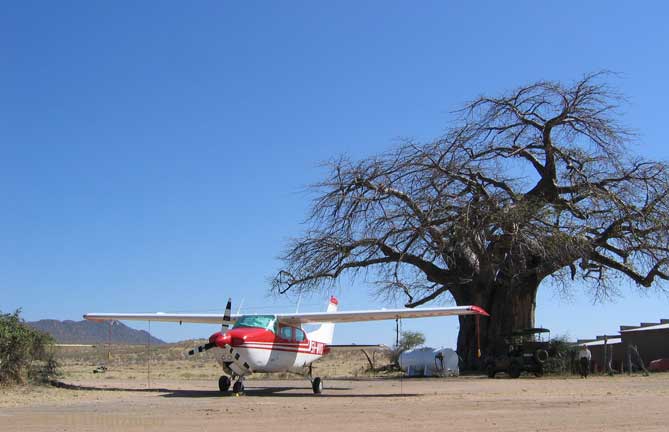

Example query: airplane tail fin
[306,296,338,344]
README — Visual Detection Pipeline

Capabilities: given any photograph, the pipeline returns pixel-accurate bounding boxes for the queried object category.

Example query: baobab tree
[272,72,669,367]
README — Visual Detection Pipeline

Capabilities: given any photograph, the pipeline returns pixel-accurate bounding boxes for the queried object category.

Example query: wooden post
[630,345,649,376]
[360,349,375,373]
[603,337,614,376]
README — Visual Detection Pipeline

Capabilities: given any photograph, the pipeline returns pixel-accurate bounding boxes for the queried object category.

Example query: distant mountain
[27,319,166,345]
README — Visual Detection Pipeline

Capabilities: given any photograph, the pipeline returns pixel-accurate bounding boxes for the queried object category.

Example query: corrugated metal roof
[621,323,669,333]
[579,338,622,346]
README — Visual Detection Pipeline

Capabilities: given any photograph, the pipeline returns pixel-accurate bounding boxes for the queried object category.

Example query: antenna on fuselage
[295,293,302,313]
[236,298,245,315]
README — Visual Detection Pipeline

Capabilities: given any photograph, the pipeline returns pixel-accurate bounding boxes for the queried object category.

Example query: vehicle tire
[312,377,323,394]
[233,381,244,394]
[218,376,231,393]
[509,364,521,379]
[534,349,549,364]
[534,367,544,378]
[487,364,496,378]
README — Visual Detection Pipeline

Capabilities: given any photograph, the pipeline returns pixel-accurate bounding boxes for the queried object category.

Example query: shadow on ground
[161,386,418,398]
[51,381,418,398]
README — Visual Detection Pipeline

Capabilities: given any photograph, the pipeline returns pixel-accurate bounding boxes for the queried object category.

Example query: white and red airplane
[84,297,488,394]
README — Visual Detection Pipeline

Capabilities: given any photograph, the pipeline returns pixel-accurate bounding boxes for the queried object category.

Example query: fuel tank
[398,347,459,377]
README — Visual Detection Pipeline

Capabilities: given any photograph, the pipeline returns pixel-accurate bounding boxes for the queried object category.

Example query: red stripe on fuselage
[210,327,327,352]
[237,345,318,354]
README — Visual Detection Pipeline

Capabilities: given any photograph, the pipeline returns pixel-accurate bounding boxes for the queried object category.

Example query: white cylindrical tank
[399,347,459,377]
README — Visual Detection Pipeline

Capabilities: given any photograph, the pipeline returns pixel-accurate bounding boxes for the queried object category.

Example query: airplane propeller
[187,297,232,356]
[222,297,232,332]
[187,342,215,355]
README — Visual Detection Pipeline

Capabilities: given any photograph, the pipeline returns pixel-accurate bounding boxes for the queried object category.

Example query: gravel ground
[1,374,668,432]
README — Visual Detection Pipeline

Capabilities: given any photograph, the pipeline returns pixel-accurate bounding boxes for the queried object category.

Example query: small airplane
[84,297,488,394]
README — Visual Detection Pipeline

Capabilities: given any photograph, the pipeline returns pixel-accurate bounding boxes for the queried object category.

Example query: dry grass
[51,341,394,383]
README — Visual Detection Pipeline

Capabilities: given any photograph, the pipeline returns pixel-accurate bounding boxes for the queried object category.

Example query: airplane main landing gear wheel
[232,380,244,394]
[312,377,323,394]
[218,376,231,393]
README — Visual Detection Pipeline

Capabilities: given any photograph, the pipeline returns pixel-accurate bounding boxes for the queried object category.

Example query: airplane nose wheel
[218,376,231,393]
[233,380,245,394]
[311,377,323,394]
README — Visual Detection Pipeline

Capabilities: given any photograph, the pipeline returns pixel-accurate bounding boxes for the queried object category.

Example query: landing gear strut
[307,364,323,394]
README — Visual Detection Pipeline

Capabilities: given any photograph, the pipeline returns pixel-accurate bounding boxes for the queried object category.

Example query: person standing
[578,344,592,378]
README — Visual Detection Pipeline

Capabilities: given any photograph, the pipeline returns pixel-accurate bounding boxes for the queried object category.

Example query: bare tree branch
[273,71,669,316]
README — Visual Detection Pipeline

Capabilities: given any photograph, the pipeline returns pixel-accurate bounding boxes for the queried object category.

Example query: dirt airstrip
[1,374,668,431]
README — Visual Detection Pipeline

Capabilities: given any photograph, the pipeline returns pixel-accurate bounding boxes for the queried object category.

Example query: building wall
[621,328,669,364]
[588,344,625,372]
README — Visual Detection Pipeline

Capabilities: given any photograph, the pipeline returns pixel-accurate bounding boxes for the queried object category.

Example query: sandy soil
[1,374,668,432]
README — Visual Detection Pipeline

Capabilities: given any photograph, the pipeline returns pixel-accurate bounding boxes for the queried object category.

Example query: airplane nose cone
[209,332,231,348]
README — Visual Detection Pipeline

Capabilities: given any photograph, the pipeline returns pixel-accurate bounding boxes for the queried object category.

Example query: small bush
[543,335,573,375]
[0,309,59,385]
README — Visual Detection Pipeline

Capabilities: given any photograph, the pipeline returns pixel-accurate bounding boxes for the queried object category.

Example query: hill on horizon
[27,319,166,345]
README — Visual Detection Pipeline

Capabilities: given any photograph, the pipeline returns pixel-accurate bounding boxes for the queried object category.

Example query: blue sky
[2,1,669,348]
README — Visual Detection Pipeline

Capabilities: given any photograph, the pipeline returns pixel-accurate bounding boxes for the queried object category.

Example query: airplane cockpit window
[295,328,306,342]
[280,326,293,340]
[233,315,276,331]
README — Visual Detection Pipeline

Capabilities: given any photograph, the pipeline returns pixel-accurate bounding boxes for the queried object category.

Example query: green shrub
[391,330,426,365]
[0,309,59,385]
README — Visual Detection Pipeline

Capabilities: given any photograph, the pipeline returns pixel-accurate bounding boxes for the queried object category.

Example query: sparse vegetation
[0,309,59,385]
[50,340,393,381]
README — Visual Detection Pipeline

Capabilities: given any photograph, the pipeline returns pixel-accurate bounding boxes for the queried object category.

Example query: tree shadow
[50,380,168,393]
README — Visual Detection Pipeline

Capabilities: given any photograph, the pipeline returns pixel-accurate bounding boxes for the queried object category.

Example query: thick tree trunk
[454,275,540,370]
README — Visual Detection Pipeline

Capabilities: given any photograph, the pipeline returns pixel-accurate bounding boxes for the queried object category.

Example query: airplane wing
[83,312,238,325]
[83,305,488,325]
[275,305,488,325]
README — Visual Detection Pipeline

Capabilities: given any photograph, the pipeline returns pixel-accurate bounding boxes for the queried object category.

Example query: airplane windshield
[233,315,276,331]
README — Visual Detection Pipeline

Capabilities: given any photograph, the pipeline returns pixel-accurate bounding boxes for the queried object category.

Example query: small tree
[0,309,57,385]
[397,330,426,352]
[392,330,426,365]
